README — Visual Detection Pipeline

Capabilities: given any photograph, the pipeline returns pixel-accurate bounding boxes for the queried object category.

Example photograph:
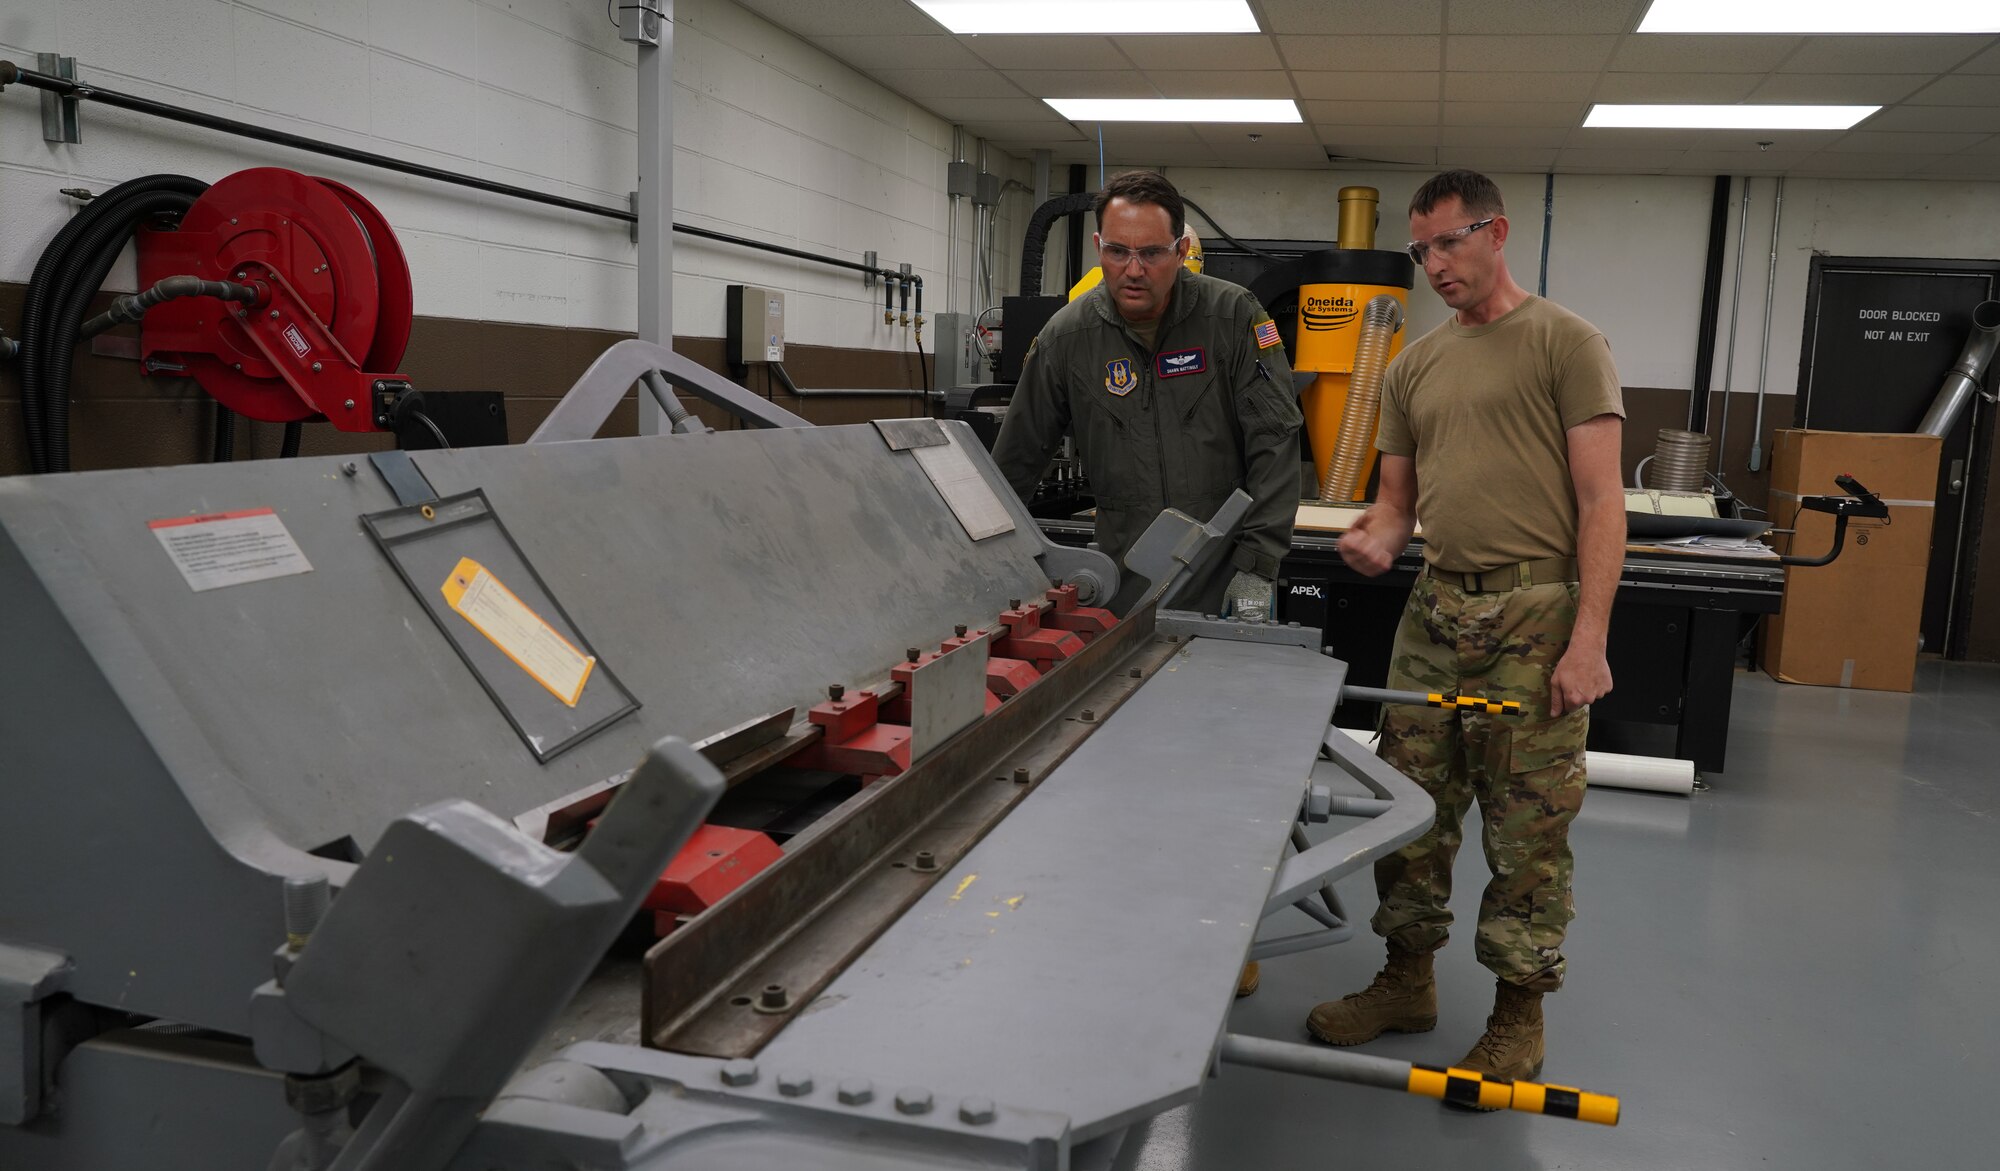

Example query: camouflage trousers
[1370,572,1588,993]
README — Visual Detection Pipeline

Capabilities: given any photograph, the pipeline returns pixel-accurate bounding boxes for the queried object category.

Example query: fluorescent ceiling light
[1046,98,1301,123]
[1637,0,2000,34]
[1585,104,1878,129]
[914,0,1259,35]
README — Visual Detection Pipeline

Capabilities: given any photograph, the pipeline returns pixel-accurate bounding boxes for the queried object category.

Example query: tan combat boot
[1305,945,1437,1045]
[1236,962,1261,998]
[1454,982,1545,1103]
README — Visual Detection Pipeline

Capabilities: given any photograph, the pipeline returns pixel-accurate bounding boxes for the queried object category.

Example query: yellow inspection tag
[440,557,595,707]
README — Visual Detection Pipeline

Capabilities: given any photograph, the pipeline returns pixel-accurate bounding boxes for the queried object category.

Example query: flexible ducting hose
[1917,300,2000,438]
[1318,294,1404,502]
[1017,192,1096,297]
[16,173,209,473]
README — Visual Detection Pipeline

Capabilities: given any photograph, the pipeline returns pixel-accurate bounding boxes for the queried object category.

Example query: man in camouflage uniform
[992,170,1302,624]
[1307,170,1626,1092]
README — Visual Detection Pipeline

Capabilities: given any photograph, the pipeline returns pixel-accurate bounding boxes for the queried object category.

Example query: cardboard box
[1760,430,1941,692]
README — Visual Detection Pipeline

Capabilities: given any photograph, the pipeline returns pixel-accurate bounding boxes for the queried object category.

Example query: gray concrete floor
[1112,661,2000,1171]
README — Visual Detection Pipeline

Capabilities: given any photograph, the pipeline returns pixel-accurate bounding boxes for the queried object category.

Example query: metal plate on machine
[363,490,638,762]
[910,426,1016,542]
[908,639,988,760]
[754,636,1345,1141]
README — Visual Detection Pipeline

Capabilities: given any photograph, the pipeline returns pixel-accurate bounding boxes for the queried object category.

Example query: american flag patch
[1254,319,1282,349]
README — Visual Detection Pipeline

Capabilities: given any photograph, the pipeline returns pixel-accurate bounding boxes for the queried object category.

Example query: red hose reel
[137,167,414,431]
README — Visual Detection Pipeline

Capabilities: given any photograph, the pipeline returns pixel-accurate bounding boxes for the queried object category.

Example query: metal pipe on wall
[1713,178,1753,481]
[1918,300,2000,437]
[1537,172,1554,298]
[627,0,674,438]
[1747,175,1784,472]
[947,126,963,317]
[1687,176,1733,434]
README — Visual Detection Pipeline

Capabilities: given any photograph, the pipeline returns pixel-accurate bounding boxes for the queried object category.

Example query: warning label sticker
[148,508,314,592]
[440,556,595,707]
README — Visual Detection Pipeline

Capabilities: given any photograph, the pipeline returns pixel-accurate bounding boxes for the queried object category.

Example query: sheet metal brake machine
[0,340,1620,1170]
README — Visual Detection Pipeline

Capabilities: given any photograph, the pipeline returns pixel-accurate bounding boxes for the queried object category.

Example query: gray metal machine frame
[0,358,1443,1169]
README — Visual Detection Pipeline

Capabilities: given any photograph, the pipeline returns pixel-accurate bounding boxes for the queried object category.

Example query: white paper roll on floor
[1337,727,1695,796]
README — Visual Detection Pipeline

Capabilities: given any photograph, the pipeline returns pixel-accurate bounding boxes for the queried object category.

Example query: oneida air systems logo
[1302,292,1358,332]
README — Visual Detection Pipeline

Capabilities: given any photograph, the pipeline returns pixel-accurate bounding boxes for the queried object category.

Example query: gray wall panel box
[946,161,976,198]
[932,313,980,392]
[973,173,1000,208]
[726,285,784,365]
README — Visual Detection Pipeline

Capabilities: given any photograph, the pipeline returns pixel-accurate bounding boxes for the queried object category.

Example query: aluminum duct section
[1917,299,2000,438]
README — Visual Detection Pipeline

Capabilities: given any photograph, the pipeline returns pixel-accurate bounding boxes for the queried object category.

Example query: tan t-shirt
[1375,295,1625,573]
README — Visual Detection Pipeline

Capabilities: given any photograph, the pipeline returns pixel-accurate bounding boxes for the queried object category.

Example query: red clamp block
[642,824,782,936]
[1043,585,1118,640]
[798,686,913,776]
[809,688,881,742]
[993,603,1086,666]
[945,632,1042,699]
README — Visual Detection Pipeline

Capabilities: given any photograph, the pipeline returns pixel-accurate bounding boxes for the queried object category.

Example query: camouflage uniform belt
[1424,557,1578,593]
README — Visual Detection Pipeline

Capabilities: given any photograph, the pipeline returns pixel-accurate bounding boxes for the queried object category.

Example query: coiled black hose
[1017,192,1096,298]
[16,174,208,473]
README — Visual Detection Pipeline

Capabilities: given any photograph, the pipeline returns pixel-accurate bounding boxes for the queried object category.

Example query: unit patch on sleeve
[1155,347,1207,378]
[1104,357,1138,396]
[1254,318,1282,349]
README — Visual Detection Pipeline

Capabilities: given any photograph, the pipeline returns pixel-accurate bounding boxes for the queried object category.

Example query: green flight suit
[993,268,1303,614]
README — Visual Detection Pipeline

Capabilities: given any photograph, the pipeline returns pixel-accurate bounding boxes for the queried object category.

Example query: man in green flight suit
[993,169,1304,626]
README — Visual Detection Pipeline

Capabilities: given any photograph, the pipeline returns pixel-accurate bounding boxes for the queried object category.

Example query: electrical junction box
[932,311,982,392]
[726,285,784,365]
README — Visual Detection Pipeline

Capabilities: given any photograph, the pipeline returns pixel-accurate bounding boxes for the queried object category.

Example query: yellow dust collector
[1291,188,1413,502]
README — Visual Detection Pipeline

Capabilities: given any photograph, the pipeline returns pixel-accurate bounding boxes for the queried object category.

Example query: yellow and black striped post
[1405,1062,1620,1124]
[1217,1034,1620,1126]
[1340,685,1523,716]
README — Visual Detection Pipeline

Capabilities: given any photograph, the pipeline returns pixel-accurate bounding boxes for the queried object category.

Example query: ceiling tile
[1565,127,1700,150]
[1326,145,1441,167]
[1112,35,1283,71]
[870,68,1025,99]
[1206,142,1335,167]
[1554,147,1679,172]
[1439,125,1571,148]
[1671,150,1814,173]
[1444,35,1618,73]
[1442,101,1588,127]
[1591,72,1763,102]
[1748,75,1934,105]
[1444,0,1645,35]
[962,35,1132,71]
[1683,128,1844,151]
[1793,152,1933,176]
[730,0,940,37]
[1913,156,2000,178]
[1192,122,1322,146]
[1277,35,1442,71]
[1089,123,1213,145]
[1442,72,1599,103]
[1010,71,1159,99]
[926,97,1063,122]
[1905,74,2000,105]
[1144,71,1298,99]
[1860,105,2000,133]
[1958,43,2000,74]
[1438,147,1560,172]
[1779,36,1993,75]
[1965,133,2000,155]
[1252,0,1442,35]
[1824,130,1989,154]
[1302,99,1440,126]
[1609,34,1802,74]
[1317,125,1443,147]
[1108,146,1224,166]
[810,35,989,72]
[1293,72,1442,102]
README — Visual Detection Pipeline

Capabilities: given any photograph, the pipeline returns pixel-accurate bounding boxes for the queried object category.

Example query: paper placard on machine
[148,507,314,592]
[440,556,596,706]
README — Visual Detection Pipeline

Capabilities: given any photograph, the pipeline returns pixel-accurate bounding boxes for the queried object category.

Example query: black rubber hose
[79,276,256,340]
[17,174,206,473]
[41,189,203,472]
[212,405,235,462]
[1182,196,1278,263]
[280,420,302,459]
[1018,192,1096,298]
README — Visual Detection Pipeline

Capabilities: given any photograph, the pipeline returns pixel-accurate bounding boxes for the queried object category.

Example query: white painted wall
[0,0,1023,350]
